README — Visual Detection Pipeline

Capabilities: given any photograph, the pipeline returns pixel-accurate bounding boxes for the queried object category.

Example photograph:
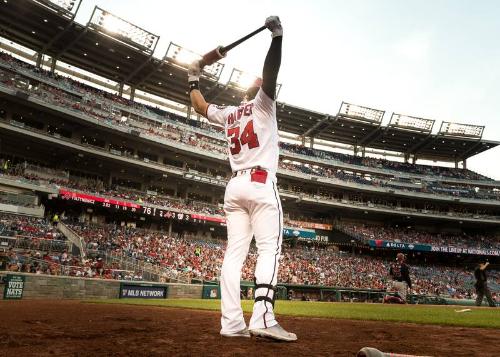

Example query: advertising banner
[283,228,317,240]
[3,275,25,299]
[286,219,333,231]
[59,189,141,210]
[369,240,499,256]
[119,283,168,299]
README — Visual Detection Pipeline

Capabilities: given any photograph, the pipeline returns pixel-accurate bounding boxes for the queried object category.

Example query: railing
[57,222,86,258]
[102,250,191,284]
[0,235,70,253]
[3,254,137,280]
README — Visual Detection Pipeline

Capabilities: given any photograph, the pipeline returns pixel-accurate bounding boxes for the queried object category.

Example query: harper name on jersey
[227,103,254,125]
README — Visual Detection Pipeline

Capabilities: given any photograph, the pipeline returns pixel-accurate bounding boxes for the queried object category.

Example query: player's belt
[231,166,266,178]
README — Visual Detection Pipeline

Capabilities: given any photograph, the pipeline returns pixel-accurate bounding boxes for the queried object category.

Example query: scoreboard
[59,189,225,224]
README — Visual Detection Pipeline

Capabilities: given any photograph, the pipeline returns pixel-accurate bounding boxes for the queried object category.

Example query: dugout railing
[199,280,463,305]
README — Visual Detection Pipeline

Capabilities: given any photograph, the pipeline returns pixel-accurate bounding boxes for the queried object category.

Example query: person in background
[474,262,496,307]
[389,253,412,303]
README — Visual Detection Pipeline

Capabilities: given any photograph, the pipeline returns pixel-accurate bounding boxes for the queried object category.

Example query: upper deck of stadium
[0,0,498,165]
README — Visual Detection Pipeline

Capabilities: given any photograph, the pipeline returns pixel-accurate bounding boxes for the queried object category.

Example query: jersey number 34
[227,120,260,155]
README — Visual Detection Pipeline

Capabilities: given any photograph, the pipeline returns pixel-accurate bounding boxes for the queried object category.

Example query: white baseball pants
[220,172,283,334]
[393,281,408,301]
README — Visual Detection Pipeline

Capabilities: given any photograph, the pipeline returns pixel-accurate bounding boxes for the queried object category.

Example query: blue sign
[368,240,499,257]
[283,228,316,240]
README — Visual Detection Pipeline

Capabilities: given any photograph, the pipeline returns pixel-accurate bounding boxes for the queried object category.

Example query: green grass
[88,299,500,329]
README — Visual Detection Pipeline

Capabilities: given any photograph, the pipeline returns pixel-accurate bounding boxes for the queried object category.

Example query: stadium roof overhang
[1,0,497,162]
[0,0,79,52]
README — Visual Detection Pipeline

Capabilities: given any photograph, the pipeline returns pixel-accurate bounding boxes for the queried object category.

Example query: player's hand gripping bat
[199,25,267,67]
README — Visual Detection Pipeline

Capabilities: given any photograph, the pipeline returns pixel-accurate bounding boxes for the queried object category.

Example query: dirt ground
[0,300,498,357]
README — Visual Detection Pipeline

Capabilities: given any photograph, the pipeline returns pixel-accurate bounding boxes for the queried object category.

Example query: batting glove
[188,60,202,82]
[265,16,283,38]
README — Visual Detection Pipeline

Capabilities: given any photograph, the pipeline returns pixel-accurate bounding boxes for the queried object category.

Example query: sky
[71,0,500,179]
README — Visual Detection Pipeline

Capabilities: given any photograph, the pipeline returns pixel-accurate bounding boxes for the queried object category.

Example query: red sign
[191,214,226,224]
[59,189,141,209]
[286,219,333,231]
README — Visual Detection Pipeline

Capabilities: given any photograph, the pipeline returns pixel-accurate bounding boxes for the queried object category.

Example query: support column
[309,137,314,148]
[462,159,467,169]
[50,57,57,74]
[187,105,192,120]
[404,153,410,163]
[412,156,416,164]
[118,83,124,96]
[36,52,43,68]
[301,136,306,146]
[129,87,135,101]
[353,146,358,156]
[455,160,459,169]
[361,147,366,158]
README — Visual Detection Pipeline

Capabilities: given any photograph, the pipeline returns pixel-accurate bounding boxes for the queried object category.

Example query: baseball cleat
[249,324,297,342]
[220,328,251,338]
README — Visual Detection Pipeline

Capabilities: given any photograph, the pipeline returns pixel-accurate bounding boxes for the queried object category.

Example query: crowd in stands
[0,212,142,280]
[0,212,62,240]
[280,142,491,181]
[1,248,140,280]
[66,222,498,300]
[0,158,225,217]
[70,223,223,282]
[0,207,498,300]
[340,223,500,251]
[1,155,498,221]
[279,160,500,200]
[0,51,494,185]
[2,55,500,201]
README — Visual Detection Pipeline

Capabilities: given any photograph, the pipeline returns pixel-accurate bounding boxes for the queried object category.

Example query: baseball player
[388,253,412,303]
[474,262,496,307]
[188,16,296,341]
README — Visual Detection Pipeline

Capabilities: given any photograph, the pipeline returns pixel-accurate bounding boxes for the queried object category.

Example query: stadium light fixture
[228,68,282,98]
[49,0,76,11]
[165,42,224,79]
[35,0,78,12]
[229,68,259,90]
[338,102,384,123]
[389,113,434,132]
[439,121,484,138]
[89,7,159,53]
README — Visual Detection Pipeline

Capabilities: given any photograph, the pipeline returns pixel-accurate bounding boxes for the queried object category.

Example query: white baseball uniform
[206,88,283,334]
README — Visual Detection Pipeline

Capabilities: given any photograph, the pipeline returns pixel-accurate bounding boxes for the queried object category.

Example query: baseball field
[1,299,498,356]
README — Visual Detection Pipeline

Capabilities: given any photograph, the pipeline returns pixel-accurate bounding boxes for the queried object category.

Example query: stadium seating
[64,222,498,299]
[0,51,495,186]
[0,212,61,239]
[0,51,499,304]
[1,157,498,220]
[1,76,498,201]
[339,223,500,250]
[0,212,142,281]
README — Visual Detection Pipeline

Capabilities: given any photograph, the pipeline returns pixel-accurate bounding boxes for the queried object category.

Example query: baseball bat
[200,25,267,67]
[357,347,432,357]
